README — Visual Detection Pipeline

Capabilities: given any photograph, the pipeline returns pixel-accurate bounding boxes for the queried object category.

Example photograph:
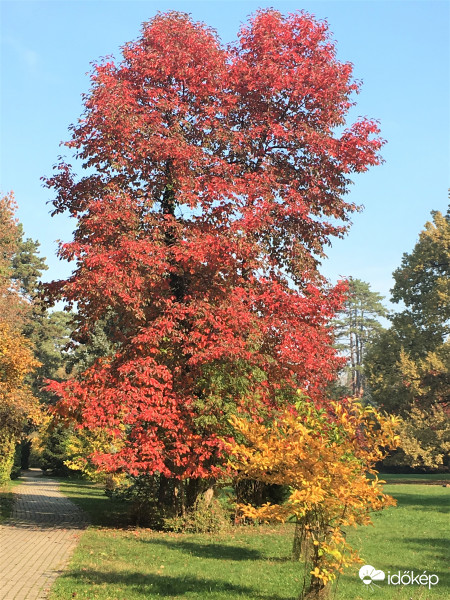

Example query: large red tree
[45,11,383,490]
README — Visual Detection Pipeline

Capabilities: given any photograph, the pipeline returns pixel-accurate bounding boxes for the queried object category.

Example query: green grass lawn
[51,478,449,600]
[339,483,449,599]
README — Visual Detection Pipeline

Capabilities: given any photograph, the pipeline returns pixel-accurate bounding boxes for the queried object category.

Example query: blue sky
[1,0,449,311]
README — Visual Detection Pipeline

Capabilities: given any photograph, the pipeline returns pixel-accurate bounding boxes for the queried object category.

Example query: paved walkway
[0,469,88,600]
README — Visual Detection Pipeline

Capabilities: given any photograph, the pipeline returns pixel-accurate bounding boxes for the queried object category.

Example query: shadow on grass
[59,569,293,599]
[402,537,450,561]
[145,537,264,561]
[381,472,450,481]
[392,491,450,512]
[57,478,132,527]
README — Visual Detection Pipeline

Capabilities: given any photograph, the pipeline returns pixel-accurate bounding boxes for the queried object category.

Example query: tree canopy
[365,208,449,470]
[44,10,384,493]
[365,208,449,414]
[0,193,43,481]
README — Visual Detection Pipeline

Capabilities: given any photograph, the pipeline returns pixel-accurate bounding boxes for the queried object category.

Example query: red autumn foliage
[44,10,383,479]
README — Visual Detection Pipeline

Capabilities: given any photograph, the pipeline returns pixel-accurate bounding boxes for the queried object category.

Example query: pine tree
[333,278,387,397]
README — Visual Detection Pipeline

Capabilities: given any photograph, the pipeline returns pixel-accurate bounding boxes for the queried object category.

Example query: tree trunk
[298,542,329,600]
[349,323,357,396]
[185,478,202,509]
[292,517,312,561]
[292,517,303,561]
[299,577,329,600]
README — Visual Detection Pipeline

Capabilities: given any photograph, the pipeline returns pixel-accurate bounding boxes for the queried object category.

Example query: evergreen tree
[6,207,73,402]
[11,230,47,299]
[333,278,387,397]
[12,232,72,401]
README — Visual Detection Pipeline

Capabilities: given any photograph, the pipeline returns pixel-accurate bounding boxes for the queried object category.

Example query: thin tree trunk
[292,517,303,561]
[349,315,357,395]
[298,543,329,600]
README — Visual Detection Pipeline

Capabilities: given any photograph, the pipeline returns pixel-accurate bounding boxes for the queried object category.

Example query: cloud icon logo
[359,565,386,588]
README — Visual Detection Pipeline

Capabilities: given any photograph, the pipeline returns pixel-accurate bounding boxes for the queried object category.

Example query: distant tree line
[334,208,449,471]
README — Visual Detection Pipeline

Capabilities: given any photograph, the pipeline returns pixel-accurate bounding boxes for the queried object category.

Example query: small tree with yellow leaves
[227,393,400,600]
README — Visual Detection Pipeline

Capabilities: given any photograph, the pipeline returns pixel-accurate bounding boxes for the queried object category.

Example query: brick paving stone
[0,469,88,600]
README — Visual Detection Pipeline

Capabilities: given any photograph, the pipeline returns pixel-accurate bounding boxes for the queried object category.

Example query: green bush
[164,495,231,533]
[40,424,75,476]
[106,474,165,528]
[10,444,22,479]
[234,479,289,506]
[0,436,15,485]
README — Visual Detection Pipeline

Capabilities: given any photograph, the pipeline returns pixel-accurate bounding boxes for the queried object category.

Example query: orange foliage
[0,320,41,439]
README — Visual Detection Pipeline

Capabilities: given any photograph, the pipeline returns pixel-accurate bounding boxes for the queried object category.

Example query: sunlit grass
[338,483,449,599]
[50,479,449,599]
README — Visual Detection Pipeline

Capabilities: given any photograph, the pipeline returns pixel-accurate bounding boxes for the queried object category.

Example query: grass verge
[0,478,21,523]
[51,480,449,600]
